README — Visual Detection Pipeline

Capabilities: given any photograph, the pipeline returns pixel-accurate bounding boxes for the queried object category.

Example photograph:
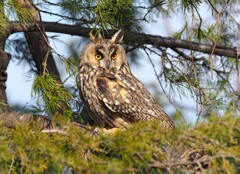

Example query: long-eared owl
[76,30,175,130]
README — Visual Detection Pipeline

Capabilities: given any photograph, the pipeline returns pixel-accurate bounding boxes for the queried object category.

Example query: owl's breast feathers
[77,29,174,130]
[95,72,175,130]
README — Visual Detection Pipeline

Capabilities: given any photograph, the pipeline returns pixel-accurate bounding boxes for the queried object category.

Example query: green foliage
[174,114,240,173]
[0,102,8,114]
[4,0,35,22]
[0,0,35,35]
[181,0,202,11]
[1,3,240,173]
[93,0,135,31]
[32,75,73,118]
[0,2,9,35]
[0,115,239,173]
[65,56,79,75]
[60,0,93,20]
[59,0,136,31]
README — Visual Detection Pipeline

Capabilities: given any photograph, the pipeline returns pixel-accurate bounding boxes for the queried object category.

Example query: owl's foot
[92,127,120,134]
[102,127,120,134]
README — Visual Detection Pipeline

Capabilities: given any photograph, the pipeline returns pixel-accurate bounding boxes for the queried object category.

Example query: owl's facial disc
[93,44,121,71]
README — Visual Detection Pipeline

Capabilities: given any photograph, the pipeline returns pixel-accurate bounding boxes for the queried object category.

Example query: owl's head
[80,30,129,72]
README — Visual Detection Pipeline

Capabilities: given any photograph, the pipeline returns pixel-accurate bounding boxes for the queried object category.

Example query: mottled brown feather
[76,31,175,130]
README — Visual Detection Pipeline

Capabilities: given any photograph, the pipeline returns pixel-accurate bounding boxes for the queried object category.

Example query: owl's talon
[93,127,100,134]
[103,127,119,134]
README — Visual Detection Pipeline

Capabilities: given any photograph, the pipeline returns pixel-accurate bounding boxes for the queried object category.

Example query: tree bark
[0,0,9,113]
[0,50,10,113]
[16,0,61,81]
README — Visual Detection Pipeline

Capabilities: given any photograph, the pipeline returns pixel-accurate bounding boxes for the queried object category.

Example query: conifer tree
[0,0,239,173]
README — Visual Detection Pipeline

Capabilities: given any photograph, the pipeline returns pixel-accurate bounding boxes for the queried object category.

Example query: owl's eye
[95,54,103,60]
[111,53,117,60]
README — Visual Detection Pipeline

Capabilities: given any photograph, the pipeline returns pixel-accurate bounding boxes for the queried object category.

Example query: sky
[5,1,220,124]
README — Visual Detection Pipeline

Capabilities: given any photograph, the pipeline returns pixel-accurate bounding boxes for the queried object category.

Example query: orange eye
[95,54,102,60]
[111,54,117,60]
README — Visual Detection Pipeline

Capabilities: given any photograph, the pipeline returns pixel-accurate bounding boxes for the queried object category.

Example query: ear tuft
[89,30,103,43]
[110,30,124,44]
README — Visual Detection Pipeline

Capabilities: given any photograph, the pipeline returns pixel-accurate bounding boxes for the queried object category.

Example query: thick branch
[16,0,61,80]
[7,22,237,58]
[0,51,10,113]
[0,0,10,113]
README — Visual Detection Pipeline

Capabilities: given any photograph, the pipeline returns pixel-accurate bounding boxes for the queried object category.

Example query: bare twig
[142,47,186,122]
[170,47,203,62]
[37,8,94,24]
[8,157,14,174]
[151,156,211,168]
[207,0,219,14]
[41,129,68,135]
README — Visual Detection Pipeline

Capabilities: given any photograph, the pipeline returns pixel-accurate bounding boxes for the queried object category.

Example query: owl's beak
[105,59,111,70]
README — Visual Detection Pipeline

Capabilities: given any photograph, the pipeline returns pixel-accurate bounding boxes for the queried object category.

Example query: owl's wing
[95,72,175,129]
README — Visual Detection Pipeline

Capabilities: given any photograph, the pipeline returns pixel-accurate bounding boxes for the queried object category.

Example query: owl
[76,30,175,130]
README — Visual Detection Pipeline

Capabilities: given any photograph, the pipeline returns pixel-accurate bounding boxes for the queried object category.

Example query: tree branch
[0,0,10,113]
[0,112,51,128]
[6,21,237,58]
[0,50,10,113]
[15,0,62,80]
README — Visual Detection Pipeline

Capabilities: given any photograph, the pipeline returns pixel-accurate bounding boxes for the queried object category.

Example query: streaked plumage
[76,30,175,130]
